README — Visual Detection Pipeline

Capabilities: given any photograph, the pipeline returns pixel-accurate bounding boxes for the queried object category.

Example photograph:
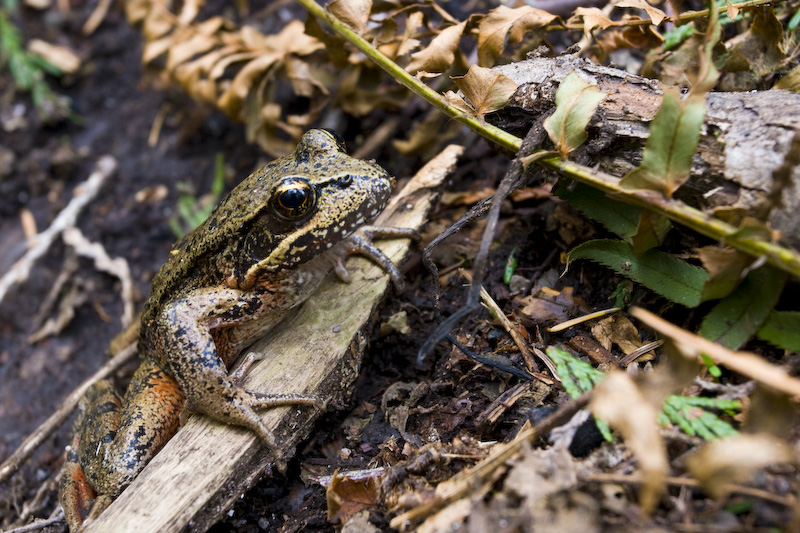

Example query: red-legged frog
[58,129,416,530]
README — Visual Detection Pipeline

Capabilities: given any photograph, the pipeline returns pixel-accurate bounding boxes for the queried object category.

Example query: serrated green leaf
[547,347,613,442]
[619,87,705,197]
[569,239,709,307]
[544,71,606,159]
[757,311,800,350]
[699,266,786,350]
[553,180,640,241]
[631,211,672,255]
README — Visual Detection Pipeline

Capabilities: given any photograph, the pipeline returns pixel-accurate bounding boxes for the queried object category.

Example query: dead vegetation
[2,0,800,531]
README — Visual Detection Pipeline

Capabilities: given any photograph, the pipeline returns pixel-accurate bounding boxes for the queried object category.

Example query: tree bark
[489,55,800,250]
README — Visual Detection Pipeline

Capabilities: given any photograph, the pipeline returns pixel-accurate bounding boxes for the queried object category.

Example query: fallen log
[489,55,800,250]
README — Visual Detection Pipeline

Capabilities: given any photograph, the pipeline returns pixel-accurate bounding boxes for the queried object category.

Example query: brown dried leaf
[406,21,466,74]
[697,246,752,301]
[452,65,518,116]
[572,7,615,41]
[329,0,372,35]
[591,371,667,513]
[774,65,800,93]
[517,287,581,327]
[285,55,329,99]
[686,433,795,499]
[166,32,218,71]
[596,23,663,60]
[477,5,559,66]
[725,0,740,19]
[217,53,281,117]
[396,11,424,58]
[724,6,785,77]
[614,0,667,25]
[442,90,474,114]
[326,470,379,523]
[591,315,641,355]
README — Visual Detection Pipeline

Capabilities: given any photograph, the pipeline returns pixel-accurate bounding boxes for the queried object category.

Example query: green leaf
[631,211,672,255]
[757,311,800,350]
[700,353,722,378]
[552,180,640,241]
[789,8,800,31]
[659,395,740,440]
[504,247,518,284]
[619,87,705,197]
[547,346,613,441]
[547,346,605,398]
[699,266,786,350]
[569,239,708,307]
[543,71,606,159]
[663,24,698,51]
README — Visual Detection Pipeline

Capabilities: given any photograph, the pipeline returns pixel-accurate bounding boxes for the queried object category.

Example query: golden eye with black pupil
[271,178,316,220]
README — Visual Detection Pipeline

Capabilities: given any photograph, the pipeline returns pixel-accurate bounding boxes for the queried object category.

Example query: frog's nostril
[336,175,354,188]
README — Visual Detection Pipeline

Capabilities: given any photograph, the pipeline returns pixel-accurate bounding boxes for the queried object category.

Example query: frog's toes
[247,390,326,411]
[229,352,266,383]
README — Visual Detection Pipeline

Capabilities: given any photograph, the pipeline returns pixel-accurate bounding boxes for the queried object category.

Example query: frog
[58,129,417,531]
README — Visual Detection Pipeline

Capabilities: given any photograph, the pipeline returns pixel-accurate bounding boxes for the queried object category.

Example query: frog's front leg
[155,287,324,449]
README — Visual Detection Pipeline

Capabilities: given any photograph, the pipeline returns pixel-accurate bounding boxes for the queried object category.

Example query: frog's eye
[271,177,316,220]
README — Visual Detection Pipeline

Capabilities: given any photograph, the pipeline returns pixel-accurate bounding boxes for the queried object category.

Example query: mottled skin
[59,130,415,531]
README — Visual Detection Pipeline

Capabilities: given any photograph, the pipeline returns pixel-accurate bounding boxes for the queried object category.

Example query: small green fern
[547,346,740,441]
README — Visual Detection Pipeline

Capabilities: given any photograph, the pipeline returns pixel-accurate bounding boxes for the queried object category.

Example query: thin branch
[0,156,117,304]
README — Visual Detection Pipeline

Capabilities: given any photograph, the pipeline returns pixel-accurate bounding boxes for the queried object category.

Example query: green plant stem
[296,0,800,280]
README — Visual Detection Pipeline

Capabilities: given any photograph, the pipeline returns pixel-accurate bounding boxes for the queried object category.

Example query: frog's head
[232,129,395,286]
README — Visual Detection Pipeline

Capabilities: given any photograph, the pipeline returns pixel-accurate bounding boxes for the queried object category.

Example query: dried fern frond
[126,0,328,155]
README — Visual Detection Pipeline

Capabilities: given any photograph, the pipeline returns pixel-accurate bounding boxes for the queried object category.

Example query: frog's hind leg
[59,363,184,531]
[59,380,118,531]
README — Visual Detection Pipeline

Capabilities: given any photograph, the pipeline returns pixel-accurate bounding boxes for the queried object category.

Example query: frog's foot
[230,352,326,411]
[334,225,420,290]
[214,387,326,453]
[229,351,266,383]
